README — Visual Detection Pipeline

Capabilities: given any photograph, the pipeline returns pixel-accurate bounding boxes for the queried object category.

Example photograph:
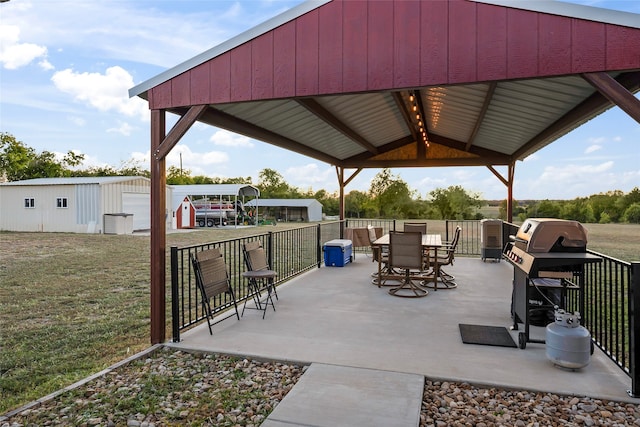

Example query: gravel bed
[2,347,639,426]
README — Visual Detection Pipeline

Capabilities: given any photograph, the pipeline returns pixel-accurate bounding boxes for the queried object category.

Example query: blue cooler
[323,239,353,267]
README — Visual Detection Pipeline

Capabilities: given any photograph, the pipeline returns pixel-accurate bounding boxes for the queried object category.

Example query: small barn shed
[0,176,172,233]
[246,199,323,222]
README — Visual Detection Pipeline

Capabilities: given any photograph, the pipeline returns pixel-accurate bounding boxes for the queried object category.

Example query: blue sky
[1,0,638,201]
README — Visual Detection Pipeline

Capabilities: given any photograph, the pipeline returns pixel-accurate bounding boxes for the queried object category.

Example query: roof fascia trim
[129,0,331,99]
[471,0,640,29]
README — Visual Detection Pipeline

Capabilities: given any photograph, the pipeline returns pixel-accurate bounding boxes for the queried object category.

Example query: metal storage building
[246,199,323,222]
[171,184,259,212]
[0,176,172,233]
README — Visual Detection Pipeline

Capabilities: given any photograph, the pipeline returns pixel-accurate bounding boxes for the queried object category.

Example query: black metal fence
[170,221,343,342]
[170,218,638,397]
[578,253,639,397]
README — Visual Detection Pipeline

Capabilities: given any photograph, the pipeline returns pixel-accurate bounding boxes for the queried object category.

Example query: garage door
[122,192,150,231]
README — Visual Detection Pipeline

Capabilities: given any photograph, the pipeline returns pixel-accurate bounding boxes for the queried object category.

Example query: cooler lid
[324,239,352,248]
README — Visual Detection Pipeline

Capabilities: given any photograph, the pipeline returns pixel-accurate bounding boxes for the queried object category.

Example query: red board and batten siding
[148,0,640,110]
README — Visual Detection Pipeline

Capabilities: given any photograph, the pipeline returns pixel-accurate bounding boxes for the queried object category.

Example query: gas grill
[504,218,601,349]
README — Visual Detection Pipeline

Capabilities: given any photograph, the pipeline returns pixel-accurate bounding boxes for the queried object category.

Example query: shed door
[122,192,150,230]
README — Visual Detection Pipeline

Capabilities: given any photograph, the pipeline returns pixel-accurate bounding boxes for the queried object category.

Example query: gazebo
[129,0,640,344]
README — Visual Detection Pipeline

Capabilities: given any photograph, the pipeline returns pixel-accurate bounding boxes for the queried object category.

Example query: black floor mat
[459,324,517,348]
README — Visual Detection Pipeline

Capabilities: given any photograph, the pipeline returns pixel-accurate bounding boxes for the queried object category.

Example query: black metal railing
[170,218,638,396]
[170,221,343,342]
[576,254,639,397]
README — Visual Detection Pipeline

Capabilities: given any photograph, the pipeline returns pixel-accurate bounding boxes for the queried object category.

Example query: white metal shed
[0,176,172,233]
[171,184,259,208]
[245,199,323,222]
[171,184,260,226]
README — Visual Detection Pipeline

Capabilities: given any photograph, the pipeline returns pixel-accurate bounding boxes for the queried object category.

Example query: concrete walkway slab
[262,363,424,427]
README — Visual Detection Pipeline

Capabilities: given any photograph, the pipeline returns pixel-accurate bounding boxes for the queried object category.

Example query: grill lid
[514,218,588,253]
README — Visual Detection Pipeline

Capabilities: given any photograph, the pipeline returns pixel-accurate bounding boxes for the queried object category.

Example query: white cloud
[131,144,230,176]
[416,176,448,192]
[520,161,617,199]
[107,122,134,136]
[73,152,109,170]
[585,144,602,154]
[69,116,86,127]
[0,25,48,69]
[38,59,54,71]
[285,164,335,190]
[210,130,254,148]
[587,136,606,144]
[51,66,148,120]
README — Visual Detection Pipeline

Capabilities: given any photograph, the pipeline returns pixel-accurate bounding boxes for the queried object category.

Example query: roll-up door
[122,192,150,230]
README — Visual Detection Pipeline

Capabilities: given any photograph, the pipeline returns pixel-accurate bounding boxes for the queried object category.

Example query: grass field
[0,221,638,414]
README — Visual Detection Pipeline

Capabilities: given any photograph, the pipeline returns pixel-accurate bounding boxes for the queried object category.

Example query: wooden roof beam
[343,156,511,168]
[199,106,343,166]
[414,89,428,159]
[296,98,379,155]
[465,82,497,152]
[514,71,640,160]
[154,104,208,160]
[393,92,419,142]
[428,133,511,161]
[582,72,640,124]
[345,135,416,163]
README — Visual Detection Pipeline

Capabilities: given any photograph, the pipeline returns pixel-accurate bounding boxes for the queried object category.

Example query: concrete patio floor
[169,254,636,408]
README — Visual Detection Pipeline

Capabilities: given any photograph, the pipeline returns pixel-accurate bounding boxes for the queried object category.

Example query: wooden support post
[507,162,515,222]
[150,109,166,345]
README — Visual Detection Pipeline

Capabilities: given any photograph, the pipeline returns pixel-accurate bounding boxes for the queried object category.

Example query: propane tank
[546,307,591,370]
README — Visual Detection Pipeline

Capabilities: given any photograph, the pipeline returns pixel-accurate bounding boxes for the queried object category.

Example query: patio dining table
[372,233,444,291]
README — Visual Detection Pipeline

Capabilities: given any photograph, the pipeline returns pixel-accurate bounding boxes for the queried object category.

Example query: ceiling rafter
[392,92,418,142]
[296,98,379,155]
[344,135,416,163]
[465,82,497,152]
[343,156,510,168]
[513,71,640,160]
[427,133,511,161]
[582,72,640,124]
[414,89,428,159]
[196,106,343,166]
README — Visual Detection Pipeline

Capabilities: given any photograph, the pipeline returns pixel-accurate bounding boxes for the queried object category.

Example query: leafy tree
[623,203,640,224]
[625,187,640,205]
[429,185,483,220]
[599,212,612,224]
[314,189,339,216]
[368,169,413,218]
[588,190,624,222]
[562,199,595,223]
[0,132,33,180]
[498,199,525,221]
[191,175,215,184]
[167,166,192,185]
[532,200,562,218]
[345,190,369,218]
[258,168,292,199]
[0,132,84,181]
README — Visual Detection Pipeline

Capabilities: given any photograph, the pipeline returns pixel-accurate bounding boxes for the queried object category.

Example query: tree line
[1,132,639,223]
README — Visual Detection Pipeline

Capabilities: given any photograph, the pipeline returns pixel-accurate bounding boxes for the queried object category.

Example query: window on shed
[56,197,68,208]
[24,198,35,208]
